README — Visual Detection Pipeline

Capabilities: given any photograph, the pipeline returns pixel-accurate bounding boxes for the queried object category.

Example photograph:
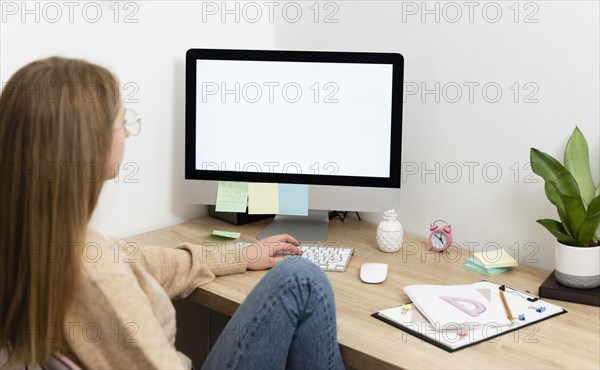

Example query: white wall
[273,1,600,271]
[2,1,598,272]
[1,1,275,236]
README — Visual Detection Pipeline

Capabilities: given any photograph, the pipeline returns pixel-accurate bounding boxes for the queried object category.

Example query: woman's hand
[244,234,302,270]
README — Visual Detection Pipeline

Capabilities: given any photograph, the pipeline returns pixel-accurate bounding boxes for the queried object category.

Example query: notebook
[403,283,513,328]
[372,281,566,352]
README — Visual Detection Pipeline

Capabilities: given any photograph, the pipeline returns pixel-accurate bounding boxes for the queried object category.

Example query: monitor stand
[256,210,329,242]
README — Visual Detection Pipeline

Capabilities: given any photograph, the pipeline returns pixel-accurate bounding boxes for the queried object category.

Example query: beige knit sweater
[65,229,248,369]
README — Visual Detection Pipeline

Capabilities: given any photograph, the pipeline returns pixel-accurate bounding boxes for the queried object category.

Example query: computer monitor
[185,49,403,241]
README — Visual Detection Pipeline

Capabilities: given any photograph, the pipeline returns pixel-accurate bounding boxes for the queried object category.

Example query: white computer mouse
[360,263,388,284]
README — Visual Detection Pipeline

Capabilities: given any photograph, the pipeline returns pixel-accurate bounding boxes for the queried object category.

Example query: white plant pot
[555,242,600,289]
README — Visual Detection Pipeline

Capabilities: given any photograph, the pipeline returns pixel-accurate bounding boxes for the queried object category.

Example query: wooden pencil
[499,290,514,321]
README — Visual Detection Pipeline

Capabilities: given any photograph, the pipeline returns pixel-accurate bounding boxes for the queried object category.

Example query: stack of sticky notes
[464,249,518,276]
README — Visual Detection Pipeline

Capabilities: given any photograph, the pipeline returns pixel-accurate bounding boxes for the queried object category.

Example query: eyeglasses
[113,108,141,136]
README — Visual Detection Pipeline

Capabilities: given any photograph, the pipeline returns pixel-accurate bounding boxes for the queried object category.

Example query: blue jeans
[202,258,345,370]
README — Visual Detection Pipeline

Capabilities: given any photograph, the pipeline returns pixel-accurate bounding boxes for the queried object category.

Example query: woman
[0,57,344,369]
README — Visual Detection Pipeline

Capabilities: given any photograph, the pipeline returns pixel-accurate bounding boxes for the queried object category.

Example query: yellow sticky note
[248,183,279,214]
[473,249,518,269]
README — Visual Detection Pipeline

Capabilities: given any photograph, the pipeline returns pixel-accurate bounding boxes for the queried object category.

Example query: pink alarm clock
[429,220,452,251]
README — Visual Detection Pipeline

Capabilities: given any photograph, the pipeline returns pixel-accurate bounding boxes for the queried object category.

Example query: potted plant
[530,127,600,289]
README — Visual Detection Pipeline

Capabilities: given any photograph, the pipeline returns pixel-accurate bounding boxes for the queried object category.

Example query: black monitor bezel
[185,48,403,188]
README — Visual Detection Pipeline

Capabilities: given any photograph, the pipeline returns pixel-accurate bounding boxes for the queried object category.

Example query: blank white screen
[195,59,393,177]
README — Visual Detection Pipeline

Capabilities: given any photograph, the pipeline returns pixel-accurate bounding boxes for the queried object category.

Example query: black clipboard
[371,282,567,353]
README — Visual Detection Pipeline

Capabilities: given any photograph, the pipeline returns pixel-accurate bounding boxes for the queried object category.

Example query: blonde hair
[0,57,120,366]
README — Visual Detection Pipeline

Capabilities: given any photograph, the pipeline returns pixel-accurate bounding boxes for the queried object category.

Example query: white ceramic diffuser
[376,209,403,253]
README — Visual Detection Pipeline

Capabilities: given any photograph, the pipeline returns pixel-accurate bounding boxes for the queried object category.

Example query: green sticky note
[215,181,248,213]
[248,183,279,214]
[212,230,241,239]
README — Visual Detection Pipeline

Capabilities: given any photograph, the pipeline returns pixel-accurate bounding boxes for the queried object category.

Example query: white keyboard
[298,244,354,272]
[241,242,355,272]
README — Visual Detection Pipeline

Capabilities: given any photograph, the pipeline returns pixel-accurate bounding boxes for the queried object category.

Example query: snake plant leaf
[530,148,581,199]
[564,127,596,205]
[537,219,582,246]
[549,182,587,238]
[577,194,600,247]
[531,147,582,237]
[578,216,600,247]
[586,194,600,217]
[596,183,600,197]
[544,181,569,231]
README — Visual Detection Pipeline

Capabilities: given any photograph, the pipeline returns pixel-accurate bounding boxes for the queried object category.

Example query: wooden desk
[126,216,600,369]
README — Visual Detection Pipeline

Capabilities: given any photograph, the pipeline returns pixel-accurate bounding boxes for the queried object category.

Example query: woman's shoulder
[81,228,140,280]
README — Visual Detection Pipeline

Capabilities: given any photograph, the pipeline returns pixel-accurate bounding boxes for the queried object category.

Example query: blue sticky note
[278,184,308,216]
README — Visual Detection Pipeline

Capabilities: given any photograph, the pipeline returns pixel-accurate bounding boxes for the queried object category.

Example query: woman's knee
[270,257,332,290]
